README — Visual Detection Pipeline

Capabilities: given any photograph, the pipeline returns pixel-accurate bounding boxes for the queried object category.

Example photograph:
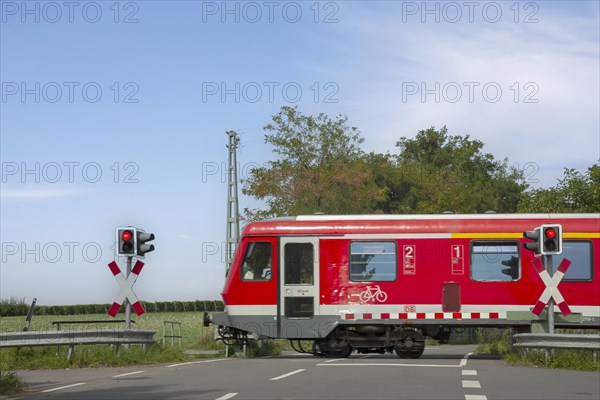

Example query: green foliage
[0,299,224,317]
[242,106,385,220]
[1,312,224,370]
[390,127,527,213]
[245,339,282,357]
[518,165,600,213]
[1,344,189,370]
[476,328,600,371]
[475,328,513,355]
[0,297,29,317]
[0,371,24,396]
[505,349,600,371]
[243,108,529,218]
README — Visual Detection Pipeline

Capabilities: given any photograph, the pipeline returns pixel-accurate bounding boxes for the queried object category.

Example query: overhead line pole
[225,131,240,275]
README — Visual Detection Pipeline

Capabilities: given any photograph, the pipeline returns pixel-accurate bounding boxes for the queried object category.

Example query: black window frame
[554,240,594,282]
[469,240,521,282]
[283,242,315,286]
[240,241,273,282]
[349,241,398,282]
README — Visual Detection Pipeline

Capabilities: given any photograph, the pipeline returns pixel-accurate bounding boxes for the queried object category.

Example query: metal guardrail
[513,333,600,364]
[52,320,135,330]
[512,333,600,350]
[0,329,156,360]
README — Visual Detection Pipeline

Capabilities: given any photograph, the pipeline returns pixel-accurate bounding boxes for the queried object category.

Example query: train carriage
[206,213,600,358]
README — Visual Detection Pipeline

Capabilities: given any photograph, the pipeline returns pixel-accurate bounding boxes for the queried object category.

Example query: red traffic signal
[116,227,155,258]
[541,224,562,255]
[117,227,136,256]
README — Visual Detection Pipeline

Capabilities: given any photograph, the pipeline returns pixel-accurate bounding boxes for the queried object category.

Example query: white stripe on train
[224,305,600,318]
[342,312,506,320]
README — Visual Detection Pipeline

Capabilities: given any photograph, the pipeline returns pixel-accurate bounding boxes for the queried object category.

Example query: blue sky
[1,1,599,305]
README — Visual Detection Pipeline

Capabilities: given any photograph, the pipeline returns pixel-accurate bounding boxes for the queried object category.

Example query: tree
[389,126,527,213]
[242,106,385,220]
[517,165,600,213]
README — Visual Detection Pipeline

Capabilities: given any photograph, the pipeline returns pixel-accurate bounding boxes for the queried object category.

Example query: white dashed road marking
[462,370,478,376]
[270,369,306,381]
[215,393,238,400]
[462,380,482,389]
[112,370,145,378]
[460,352,473,367]
[166,358,229,368]
[465,395,488,400]
[42,383,86,393]
[318,362,462,368]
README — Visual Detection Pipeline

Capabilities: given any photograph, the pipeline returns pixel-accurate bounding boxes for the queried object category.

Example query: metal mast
[225,131,240,275]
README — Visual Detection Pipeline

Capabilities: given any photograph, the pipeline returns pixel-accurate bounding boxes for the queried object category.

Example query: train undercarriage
[212,319,454,359]
[310,324,452,358]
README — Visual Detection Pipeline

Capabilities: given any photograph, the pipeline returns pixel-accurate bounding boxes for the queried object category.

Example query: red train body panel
[210,214,600,357]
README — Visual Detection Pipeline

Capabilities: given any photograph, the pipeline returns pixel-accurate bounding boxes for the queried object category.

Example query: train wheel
[394,329,425,359]
[315,340,353,358]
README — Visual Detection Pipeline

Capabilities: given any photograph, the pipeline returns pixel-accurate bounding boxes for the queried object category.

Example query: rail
[162,320,182,348]
[52,320,135,330]
[0,329,156,360]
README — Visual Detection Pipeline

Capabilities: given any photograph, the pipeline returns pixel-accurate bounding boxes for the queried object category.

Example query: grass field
[1,314,598,372]
[1,311,219,349]
[0,312,224,371]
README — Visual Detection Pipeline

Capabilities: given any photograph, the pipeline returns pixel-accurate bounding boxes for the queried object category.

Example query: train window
[284,297,313,318]
[284,243,314,285]
[349,241,397,282]
[553,241,593,281]
[241,242,272,281]
[470,241,520,282]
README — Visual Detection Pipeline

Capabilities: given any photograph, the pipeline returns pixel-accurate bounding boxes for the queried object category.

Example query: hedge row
[0,297,224,317]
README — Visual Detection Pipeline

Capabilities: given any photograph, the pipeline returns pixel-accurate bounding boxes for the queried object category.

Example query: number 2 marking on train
[403,245,416,275]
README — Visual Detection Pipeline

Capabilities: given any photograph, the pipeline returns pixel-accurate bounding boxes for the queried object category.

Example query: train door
[279,237,320,339]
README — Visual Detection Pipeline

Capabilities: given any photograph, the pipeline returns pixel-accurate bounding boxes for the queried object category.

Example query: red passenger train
[206,213,600,358]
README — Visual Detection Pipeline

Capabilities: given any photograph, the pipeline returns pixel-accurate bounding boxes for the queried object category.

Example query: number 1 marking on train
[451,245,464,275]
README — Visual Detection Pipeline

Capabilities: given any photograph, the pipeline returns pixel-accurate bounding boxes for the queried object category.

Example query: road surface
[8,345,600,400]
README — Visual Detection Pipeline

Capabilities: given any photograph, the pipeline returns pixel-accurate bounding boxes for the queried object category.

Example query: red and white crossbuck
[107,260,145,317]
[531,257,572,316]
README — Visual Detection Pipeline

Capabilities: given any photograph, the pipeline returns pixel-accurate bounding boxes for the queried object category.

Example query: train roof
[242,213,600,237]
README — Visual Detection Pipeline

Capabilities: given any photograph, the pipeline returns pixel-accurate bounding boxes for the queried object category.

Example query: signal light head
[117,227,136,256]
[136,230,155,258]
[116,227,155,258]
[540,224,562,255]
[522,227,541,255]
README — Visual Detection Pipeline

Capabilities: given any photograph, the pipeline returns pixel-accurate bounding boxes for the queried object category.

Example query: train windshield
[241,242,272,281]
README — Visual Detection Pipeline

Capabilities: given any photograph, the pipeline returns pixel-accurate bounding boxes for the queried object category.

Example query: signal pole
[225,131,240,275]
[125,256,133,329]
[546,255,554,334]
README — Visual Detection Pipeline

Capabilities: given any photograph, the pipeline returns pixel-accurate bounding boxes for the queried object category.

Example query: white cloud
[328,3,599,187]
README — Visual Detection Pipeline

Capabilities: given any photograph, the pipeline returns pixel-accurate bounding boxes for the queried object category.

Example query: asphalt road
[8,345,600,400]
